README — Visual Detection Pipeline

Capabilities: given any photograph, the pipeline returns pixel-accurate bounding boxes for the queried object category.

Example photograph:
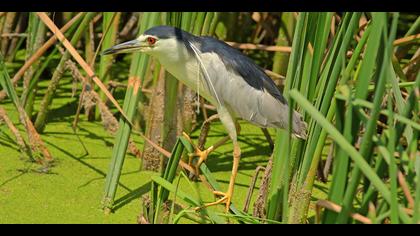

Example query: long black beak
[102,39,143,55]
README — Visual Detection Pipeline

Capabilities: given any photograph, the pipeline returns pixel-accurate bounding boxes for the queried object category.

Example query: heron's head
[102,25,193,58]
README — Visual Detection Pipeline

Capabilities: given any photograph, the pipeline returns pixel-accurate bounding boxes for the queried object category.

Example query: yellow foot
[182,132,214,176]
[194,191,232,213]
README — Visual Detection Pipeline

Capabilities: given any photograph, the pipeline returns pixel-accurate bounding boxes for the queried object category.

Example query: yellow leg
[195,142,241,213]
[226,143,241,211]
[189,106,242,213]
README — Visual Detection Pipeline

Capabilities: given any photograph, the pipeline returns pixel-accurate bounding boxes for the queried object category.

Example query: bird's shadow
[185,123,273,176]
[201,134,272,173]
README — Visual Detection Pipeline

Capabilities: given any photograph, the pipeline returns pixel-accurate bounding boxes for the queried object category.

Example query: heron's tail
[292,110,308,140]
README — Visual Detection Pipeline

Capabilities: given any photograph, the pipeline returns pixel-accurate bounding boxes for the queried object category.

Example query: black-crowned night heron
[104,25,307,212]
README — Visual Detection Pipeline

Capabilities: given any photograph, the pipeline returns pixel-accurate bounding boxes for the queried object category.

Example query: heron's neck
[151,45,194,79]
[154,51,193,78]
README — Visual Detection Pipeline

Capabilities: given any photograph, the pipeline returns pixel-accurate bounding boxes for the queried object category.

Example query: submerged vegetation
[0,12,419,224]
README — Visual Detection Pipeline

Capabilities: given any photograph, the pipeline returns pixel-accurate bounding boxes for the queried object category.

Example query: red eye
[147,37,156,45]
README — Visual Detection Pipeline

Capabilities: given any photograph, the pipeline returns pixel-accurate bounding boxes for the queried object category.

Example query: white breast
[151,40,216,104]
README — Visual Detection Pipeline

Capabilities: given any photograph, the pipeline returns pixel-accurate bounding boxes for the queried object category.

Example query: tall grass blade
[102,12,161,212]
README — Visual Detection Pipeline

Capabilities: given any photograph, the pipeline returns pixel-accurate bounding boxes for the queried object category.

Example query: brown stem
[18,104,53,165]
[403,48,420,81]
[119,13,138,39]
[142,70,165,171]
[137,131,197,176]
[1,12,17,55]
[243,166,265,213]
[0,12,84,102]
[0,106,30,158]
[393,33,420,46]
[253,156,273,219]
[398,171,415,209]
[226,41,292,53]
[0,33,27,37]
[65,60,142,159]
[6,13,24,62]
[323,142,334,179]
[197,114,219,150]
[36,12,131,126]
[315,200,372,224]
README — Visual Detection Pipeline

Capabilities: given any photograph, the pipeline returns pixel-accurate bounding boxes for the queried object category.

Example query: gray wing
[199,36,288,105]
[197,37,307,138]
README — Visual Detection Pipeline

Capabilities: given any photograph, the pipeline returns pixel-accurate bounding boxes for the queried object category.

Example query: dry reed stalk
[393,33,420,46]
[1,12,17,55]
[315,200,372,224]
[226,41,292,53]
[119,13,138,39]
[36,12,131,125]
[65,60,142,159]
[142,69,166,171]
[253,156,273,219]
[0,106,29,155]
[6,13,24,61]
[0,12,84,102]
